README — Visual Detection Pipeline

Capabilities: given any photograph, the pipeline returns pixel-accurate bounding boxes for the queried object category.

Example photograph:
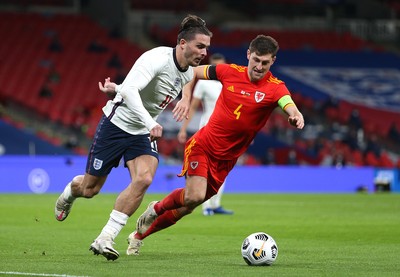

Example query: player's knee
[71,175,84,186]
[184,195,203,209]
[135,171,154,189]
[80,178,102,198]
[82,187,100,198]
[70,175,84,196]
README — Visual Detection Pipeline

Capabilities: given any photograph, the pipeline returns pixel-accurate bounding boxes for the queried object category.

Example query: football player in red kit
[127,34,304,255]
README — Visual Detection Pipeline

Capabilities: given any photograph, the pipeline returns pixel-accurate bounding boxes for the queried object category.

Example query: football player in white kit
[54,14,212,261]
[177,53,233,216]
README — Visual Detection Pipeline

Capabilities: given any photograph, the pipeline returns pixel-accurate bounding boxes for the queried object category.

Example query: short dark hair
[177,14,212,43]
[209,53,225,62]
[249,35,279,57]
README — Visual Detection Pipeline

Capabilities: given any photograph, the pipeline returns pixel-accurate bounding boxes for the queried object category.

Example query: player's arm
[99,66,158,133]
[177,96,201,143]
[118,64,162,140]
[174,64,213,125]
[172,80,192,122]
[193,65,213,80]
[172,64,213,122]
[278,95,305,129]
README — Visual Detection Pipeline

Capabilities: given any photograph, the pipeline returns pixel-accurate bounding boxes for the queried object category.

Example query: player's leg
[55,174,107,221]
[201,186,225,216]
[136,137,212,229]
[75,116,150,260]
[58,175,116,260]
[136,138,208,234]
[55,115,119,222]
[91,134,159,260]
[91,155,158,260]
[136,174,207,234]
[131,138,211,254]
[210,183,223,209]
[127,206,191,255]
[201,198,214,216]
[148,175,208,228]
[131,152,237,255]
[211,183,234,215]
[128,175,207,255]
[116,155,158,215]
[95,155,158,239]
[83,174,123,261]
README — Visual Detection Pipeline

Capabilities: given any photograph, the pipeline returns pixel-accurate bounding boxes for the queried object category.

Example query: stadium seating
[1,10,398,167]
[149,24,381,52]
[129,0,208,12]
[0,12,144,130]
[0,0,68,6]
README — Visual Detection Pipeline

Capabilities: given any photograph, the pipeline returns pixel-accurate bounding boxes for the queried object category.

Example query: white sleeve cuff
[115,84,121,93]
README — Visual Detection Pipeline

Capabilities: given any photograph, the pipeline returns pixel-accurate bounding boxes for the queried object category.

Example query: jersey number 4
[234,104,243,119]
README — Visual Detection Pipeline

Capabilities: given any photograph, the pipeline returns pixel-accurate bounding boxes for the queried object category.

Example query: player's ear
[246,49,251,60]
[178,38,187,49]
[271,56,277,64]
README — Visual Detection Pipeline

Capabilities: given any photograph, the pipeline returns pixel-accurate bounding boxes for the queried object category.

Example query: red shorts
[178,137,237,199]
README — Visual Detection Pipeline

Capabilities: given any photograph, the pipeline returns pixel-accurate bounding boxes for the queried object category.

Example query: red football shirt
[192,63,291,160]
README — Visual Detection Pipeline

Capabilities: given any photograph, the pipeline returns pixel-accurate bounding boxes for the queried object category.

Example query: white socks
[63,182,76,203]
[99,210,129,241]
[62,181,129,242]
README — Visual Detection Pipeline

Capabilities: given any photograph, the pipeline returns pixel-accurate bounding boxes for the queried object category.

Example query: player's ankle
[153,202,162,215]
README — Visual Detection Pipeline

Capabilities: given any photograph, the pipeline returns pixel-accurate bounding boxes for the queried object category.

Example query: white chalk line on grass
[0,272,90,277]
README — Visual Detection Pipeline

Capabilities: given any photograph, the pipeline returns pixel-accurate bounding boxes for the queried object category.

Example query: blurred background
[0,0,399,192]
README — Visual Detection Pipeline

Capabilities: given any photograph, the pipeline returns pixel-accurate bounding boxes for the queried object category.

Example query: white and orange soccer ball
[241,232,278,266]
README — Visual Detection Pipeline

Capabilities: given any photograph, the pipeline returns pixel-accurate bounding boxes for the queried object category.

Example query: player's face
[181,33,210,67]
[247,51,276,82]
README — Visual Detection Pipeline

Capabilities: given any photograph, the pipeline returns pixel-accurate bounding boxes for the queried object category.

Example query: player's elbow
[119,86,139,100]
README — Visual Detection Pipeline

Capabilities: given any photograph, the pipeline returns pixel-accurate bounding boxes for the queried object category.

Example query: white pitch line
[0,272,90,277]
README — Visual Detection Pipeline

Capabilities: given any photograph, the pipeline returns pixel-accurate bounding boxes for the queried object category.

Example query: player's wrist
[146,120,159,132]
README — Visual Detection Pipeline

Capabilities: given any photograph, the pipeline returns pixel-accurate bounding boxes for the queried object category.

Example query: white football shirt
[102,47,194,135]
[192,79,222,128]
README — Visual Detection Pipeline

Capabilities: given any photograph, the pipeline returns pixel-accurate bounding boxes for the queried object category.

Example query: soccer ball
[241,232,278,266]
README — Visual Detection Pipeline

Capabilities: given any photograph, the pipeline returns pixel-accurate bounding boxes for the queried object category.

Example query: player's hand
[288,115,305,129]
[172,99,190,122]
[177,130,187,144]
[149,124,163,141]
[98,77,117,98]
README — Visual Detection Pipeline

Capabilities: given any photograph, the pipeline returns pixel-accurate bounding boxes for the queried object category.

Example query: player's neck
[174,47,189,71]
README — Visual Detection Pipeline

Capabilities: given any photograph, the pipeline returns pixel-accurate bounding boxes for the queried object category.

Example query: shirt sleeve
[116,52,161,131]
[205,65,217,80]
[274,83,294,110]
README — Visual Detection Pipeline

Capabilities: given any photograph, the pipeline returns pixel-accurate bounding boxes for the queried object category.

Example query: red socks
[154,188,185,215]
[136,209,182,240]
[134,188,186,240]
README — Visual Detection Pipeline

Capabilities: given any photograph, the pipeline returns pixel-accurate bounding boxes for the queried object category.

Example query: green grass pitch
[0,193,399,277]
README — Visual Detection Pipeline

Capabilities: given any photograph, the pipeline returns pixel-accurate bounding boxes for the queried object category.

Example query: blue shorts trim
[86,115,159,176]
